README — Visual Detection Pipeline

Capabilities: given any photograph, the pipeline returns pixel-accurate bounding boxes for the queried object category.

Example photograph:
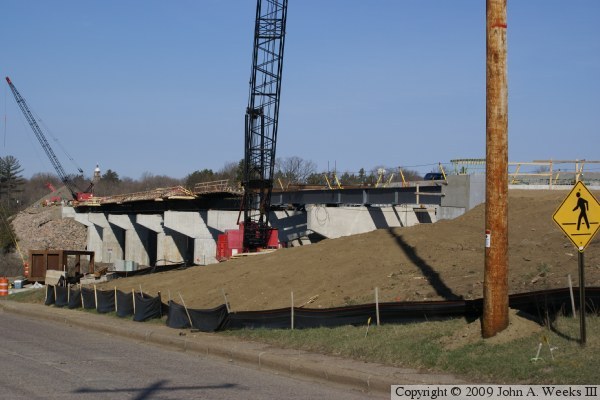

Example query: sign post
[552,181,600,345]
[578,251,585,345]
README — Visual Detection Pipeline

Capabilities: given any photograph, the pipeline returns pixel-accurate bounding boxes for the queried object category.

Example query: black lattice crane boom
[241,0,288,250]
[5,76,94,202]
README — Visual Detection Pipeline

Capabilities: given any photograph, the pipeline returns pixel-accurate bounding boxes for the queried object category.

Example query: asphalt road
[0,312,378,399]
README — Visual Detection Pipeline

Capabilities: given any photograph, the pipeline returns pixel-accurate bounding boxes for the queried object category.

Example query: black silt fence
[224,301,467,330]
[54,286,69,308]
[44,285,55,306]
[133,292,164,322]
[96,289,116,313]
[219,288,600,331]
[508,288,600,320]
[41,285,600,333]
[166,301,228,332]
[116,291,134,318]
[224,307,292,330]
[223,302,467,330]
[379,300,475,324]
[294,305,377,329]
[81,287,96,309]
[68,288,82,309]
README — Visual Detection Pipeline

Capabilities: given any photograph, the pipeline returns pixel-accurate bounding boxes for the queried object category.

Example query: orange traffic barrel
[0,277,8,297]
[23,263,29,278]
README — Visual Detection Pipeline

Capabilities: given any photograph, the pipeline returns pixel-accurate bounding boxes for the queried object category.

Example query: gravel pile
[11,205,87,257]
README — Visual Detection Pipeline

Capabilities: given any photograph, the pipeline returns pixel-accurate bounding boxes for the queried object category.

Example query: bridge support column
[84,213,124,263]
[108,214,150,267]
[74,213,102,259]
[269,210,310,245]
[137,214,187,265]
[164,211,216,265]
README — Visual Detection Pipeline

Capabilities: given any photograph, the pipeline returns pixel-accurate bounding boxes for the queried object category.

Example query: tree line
[1,154,427,212]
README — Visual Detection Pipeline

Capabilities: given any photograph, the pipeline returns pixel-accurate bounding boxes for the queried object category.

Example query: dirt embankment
[99,189,600,311]
[11,189,600,311]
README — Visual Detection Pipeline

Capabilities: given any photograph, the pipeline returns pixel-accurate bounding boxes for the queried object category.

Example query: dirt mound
[439,309,544,350]
[96,189,600,311]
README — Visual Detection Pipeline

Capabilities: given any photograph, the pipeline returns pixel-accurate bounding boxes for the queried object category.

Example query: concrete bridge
[66,175,484,267]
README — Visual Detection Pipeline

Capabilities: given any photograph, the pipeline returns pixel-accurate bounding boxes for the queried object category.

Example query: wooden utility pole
[483,0,509,338]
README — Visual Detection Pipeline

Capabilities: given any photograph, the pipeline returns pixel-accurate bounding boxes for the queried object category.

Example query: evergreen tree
[0,207,17,254]
[102,169,121,183]
[0,155,25,211]
[185,169,215,189]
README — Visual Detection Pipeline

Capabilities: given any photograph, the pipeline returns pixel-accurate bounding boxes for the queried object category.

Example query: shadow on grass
[549,322,580,343]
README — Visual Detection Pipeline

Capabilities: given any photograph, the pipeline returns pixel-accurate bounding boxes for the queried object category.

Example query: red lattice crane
[5,76,94,202]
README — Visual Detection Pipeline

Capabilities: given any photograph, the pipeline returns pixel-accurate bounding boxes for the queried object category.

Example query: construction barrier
[0,278,8,297]
[95,288,115,313]
[115,291,134,318]
[68,288,82,309]
[44,284,55,305]
[41,286,600,332]
[54,286,69,308]
[81,287,96,309]
[133,292,165,322]
[166,301,228,332]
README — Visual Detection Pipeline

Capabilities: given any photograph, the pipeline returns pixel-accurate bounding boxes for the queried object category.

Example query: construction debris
[99,186,196,205]
[193,180,242,195]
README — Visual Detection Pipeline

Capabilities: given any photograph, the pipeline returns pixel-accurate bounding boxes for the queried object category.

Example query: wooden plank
[45,270,65,286]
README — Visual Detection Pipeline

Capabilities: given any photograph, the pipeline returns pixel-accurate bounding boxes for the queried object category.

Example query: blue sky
[1,1,599,180]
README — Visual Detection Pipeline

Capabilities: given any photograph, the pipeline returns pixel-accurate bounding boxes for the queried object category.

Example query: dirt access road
[96,189,600,311]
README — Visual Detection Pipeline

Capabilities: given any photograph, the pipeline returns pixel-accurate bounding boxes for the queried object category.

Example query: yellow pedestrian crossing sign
[553,181,600,251]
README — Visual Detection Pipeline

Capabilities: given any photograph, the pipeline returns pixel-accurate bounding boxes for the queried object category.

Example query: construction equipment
[239,0,288,251]
[43,182,63,205]
[5,77,94,202]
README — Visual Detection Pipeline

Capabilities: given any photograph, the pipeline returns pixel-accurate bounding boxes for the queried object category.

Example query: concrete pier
[108,214,151,267]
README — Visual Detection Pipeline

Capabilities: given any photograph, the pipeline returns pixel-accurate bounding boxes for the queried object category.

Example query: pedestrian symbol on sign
[552,181,600,251]
[573,192,589,230]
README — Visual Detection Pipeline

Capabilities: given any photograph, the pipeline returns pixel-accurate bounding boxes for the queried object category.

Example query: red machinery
[217,224,279,261]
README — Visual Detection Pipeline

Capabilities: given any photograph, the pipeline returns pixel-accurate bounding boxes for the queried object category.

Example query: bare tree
[136,172,183,191]
[275,156,317,185]
[217,160,243,185]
